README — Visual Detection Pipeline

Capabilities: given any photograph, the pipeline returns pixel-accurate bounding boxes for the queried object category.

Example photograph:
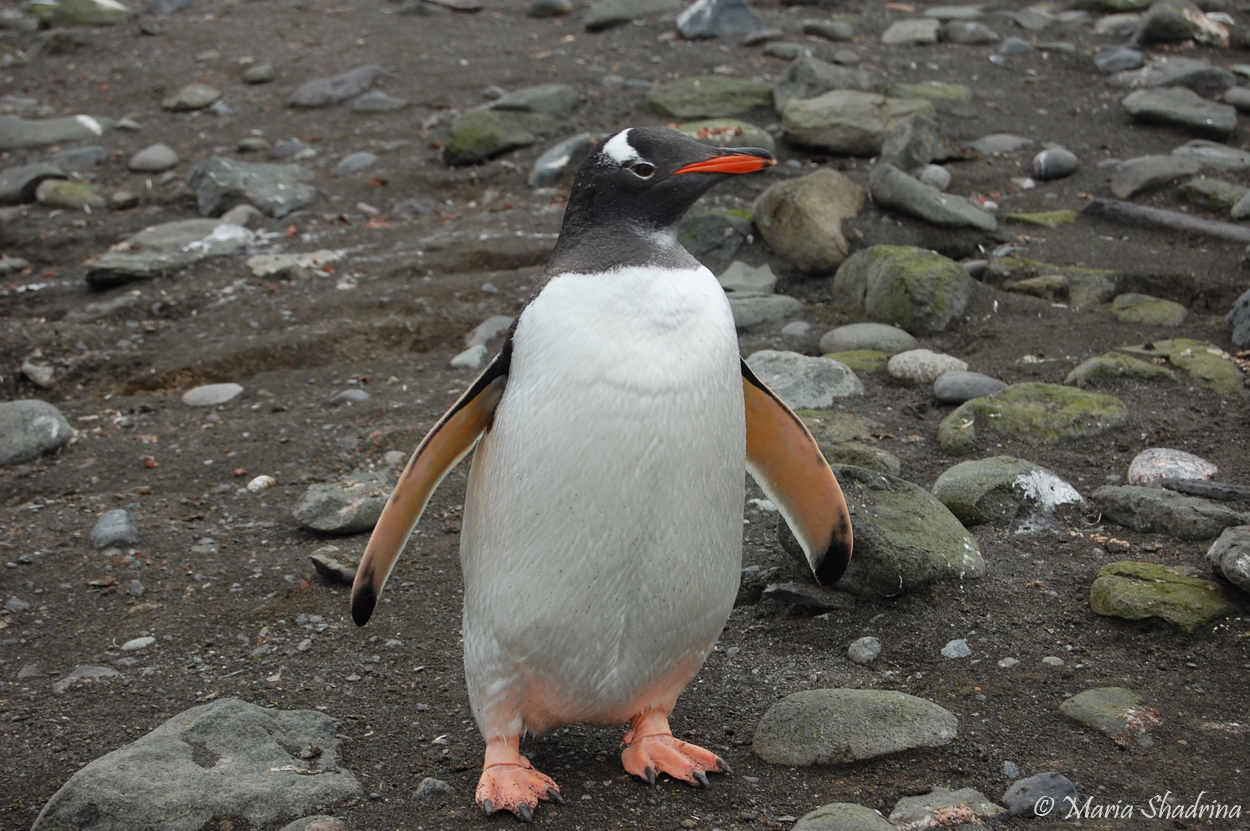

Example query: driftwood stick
[1160,477,1250,503]
[1082,199,1250,244]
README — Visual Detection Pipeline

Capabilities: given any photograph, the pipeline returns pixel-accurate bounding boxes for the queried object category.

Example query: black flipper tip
[350,583,376,627]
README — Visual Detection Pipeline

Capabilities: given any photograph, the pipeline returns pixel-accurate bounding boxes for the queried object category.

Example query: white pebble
[247,475,277,493]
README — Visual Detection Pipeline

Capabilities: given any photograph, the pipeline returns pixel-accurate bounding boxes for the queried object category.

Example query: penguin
[351,126,852,821]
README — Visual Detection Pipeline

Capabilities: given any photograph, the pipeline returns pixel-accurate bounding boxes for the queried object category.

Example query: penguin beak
[674,147,776,176]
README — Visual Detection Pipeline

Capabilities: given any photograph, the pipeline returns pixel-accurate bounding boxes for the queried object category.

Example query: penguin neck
[545,212,697,276]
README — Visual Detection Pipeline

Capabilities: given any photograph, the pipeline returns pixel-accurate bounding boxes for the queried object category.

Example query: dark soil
[2,0,1249,829]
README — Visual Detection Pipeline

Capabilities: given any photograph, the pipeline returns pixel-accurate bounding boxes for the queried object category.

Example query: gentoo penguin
[352,126,852,821]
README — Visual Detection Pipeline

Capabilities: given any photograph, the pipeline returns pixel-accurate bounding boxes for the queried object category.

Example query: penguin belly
[460,265,745,740]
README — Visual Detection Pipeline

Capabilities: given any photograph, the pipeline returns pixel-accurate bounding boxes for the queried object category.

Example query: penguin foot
[621,710,730,788]
[475,736,561,821]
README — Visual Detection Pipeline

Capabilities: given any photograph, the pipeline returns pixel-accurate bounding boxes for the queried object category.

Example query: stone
[982,256,1118,306]
[645,77,773,119]
[1172,139,1250,172]
[730,294,806,328]
[1228,287,1250,347]
[745,350,863,408]
[584,0,678,31]
[450,343,487,368]
[529,132,598,186]
[932,456,1083,526]
[310,548,357,584]
[1133,0,1217,45]
[280,818,347,831]
[1181,175,1247,209]
[1033,147,1079,180]
[676,0,763,39]
[1091,485,1249,540]
[879,114,972,172]
[1110,292,1187,326]
[50,665,120,695]
[35,179,106,210]
[772,56,883,112]
[466,315,515,348]
[0,114,113,151]
[351,91,408,112]
[885,81,975,118]
[491,83,578,117]
[1111,155,1202,199]
[186,158,316,218]
[22,360,55,388]
[1090,561,1233,631]
[1122,88,1236,141]
[328,388,370,406]
[91,509,139,548]
[6,596,32,612]
[831,245,976,334]
[942,20,1001,44]
[881,18,942,46]
[443,108,558,166]
[1002,773,1079,818]
[0,163,66,203]
[62,293,140,324]
[242,62,275,84]
[43,145,107,171]
[121,636,155,651]
[1093,45,1144,74]
[128,143,179,172]
[752,169,865,275]
[1111,59,1237,98]
[1118,338,1245,394]
[1059,687,1146,738]
[718,261,776,294]
[675,119,775,153]
[924,4,984,20]
[890,787,1007,827]
[31,698,360,831]
[753,689,957,766]
[969,134,1035,158]
[916,164,950,191]
[88,220,255,288]
[290,66,384,107]
[938,383,1128,455]
[334,152,378,176]
[182,382,243,406]
[933,371,1007,404]
[678,211,753,273]
[293,471,396,534]
[530,0,573,15]
[1225,86,1250,113]
[1207,525,1250,594]
[797,410,902,475]
[999,36,1035,55]
[868,164,997,231]
[819,322,917,355]
[803,20,855,41]
[941,638,971,658]
[1002,210,1080,229]
[743,27,784,45]
[886,350,966,384]
[782,93,936,156]
[161,83,221,112]
[847,636,880,664]
[793,804,895,831]
[28,0,135,27]
[0,400,74,465]
[1064,352,1177,388]
[413,777,456,799]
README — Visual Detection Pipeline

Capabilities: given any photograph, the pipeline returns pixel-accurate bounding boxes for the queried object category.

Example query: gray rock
[242,63,275,84]
[941,20,1000,44]
[831,245,977,334]
[795,411,902,476]
[941,638,971,658]
[890,787,1006,827]
[328,388,370,406]
[161,83,221,111]
[186,158,316,218]
[916,164,950,191]
[803,20,855,41]
[1112,59,1237,98]
[36,179,106,210]
[998,36,1036,55]
[1094,11,1142,37]
[1225,85,1250,113]
[932,456,1083,526]
[752,169,865,275]
[745,350,863,407]
[0,399,74,466]
[718,261,776,294]
[1110,292,1188,325]
[466,314,515,347]
[334,152,378,176]
[819,322,917,355]
[49,665,120,695]
[1110,154,1202,199]
[128,143,179,172]
[677,211,752,273]
[413,777,456,799]
[968,133,1034,155]
[1129,446,1220,486]
[925,4,984,20]
[87,220,255,288]
[1180,175,1247,209]
[1228,287,1250,347]
[782,93,936,156]
[772,55,883,111]
[491,83,579,117]
[22,360,55,388]
[1133,0,1211,45]
[1122,88,1236,140]
[32,698,360,831]
[290,66,384,107]
[1059,687,1146,738]
[443,108,558,166]
[529,132,599,186]
[884,81,976,118]
[868,164,997,231]
[933,370,1007,404]
[939,383,1128,456]
[293,471,396,534]
[646,76,773,119]
[676,0,763,39]
[743,27,785,45]
[5,596,31,612]
[793,803,895,831]
[91,509,139,548]
[0,114,114,151]
[43,145,107,172]
[1092,485,1250,540]
[1093,46,1144,74]
[278,818,347,831]
[529,0,573,16]
[351,91,408,112]
[182,382,244,406]
[847,636,880,664]
[63,293,140,323]
[879,114,972,172]
[1172,139,1250,172]
[584,0,678,31]
[1207,524,1250,594]
[730,294,805,328]
[0,163,66,204]
[31,0,136,27]
[675,118,775,153]
[450,344,487,368]
[887,349,968,384]
[1033,147,1078,180]
[753,689,958,766]
[1002,773,1079,818]
[1091,560,1233,631]
[881,18,942,46]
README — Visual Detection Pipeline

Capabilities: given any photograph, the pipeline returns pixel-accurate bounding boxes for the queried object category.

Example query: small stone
[1032,148,1078,180]
[1002,761,1019,778]
[676,0,764,40]
[450,344,488,369]
[819,323,917,356]
[43,145,107,171]
[413,777,456,798]
[0,163,66,204]
[1127,447,1217,485]
[529,0,573,16]
[161,83,221,111]
[111,190,139,209]
[1041,655,1065,666]
[916,164,950,191]
[847,636,881,665]
[941,20,1000,44]
[5,596,31,612]
[35,178,106,209]
[127,580,145,597]
[968,133,1035,156]
[51,665,121,694]
[889,787,1007,827]
[998,657,1019,668]
[334,152,378,177]
[1093,46,1144,74]
[242,63,275,84]
[998,36,1035,55]
[868,164,996,231]
[328,388,370,406]
[182,383,243,406]
[128,143,179,172]
[1060,687,1145,737]
[793,804,896,831]
[941,638,972,658]
[91,509,139,548]
[310,548,358,584]
[1110,292,1187,326]
[294,472,395,534]
[781,321,811,337]
[1112,155,1201,199]
[887,350,968,384]
[881,18,941,46]
[803,20,855,41]
[1002,773,1079,818]
[21,359,55,388]
[351,92,408,112]
[1206,525,1250,594]
[1090,560,1234,630]
[933,371,1007,404]
[745,350,864,409]
[1122,88,1236,141]
[121,636,155,651]
[718,261,776,295]
[290,66,384,107]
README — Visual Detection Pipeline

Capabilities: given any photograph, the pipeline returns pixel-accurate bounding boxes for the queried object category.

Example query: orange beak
[674,151,776,175]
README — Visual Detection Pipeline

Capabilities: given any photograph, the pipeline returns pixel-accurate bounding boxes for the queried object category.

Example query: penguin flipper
[742,360,853,586]
[351,348,510,626]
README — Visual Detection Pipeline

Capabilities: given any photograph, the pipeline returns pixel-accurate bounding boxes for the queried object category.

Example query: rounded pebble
[121,636,155,651]
[933,370,1008,404]
[334,152,379,177]
[1127,447,1218,485]
[847,636,881,665]
[819,322,918,355]
[328,388,371,406]
[887,349,969,384]
[91,509,139,548]
[941,638,972,658]
[917,164,951,191]
[1002,772,1079,818]
[182,383,243,406]
[1032,148,1079,180]
[128,143,180,172]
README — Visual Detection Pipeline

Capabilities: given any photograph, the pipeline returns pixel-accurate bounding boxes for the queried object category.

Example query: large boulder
[830,245,974,334]
[752,169,865,276]
[781,92,935,155]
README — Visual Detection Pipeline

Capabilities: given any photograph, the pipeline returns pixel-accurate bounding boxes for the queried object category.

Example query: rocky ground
[2,0,1250,828]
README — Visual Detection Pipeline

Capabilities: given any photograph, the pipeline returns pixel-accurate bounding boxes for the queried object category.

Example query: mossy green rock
[1003,209,1080,228]
[1120,339,1245,394]
[886,82,975,117]
[823,349,889,373]
[35,178,106,209]
[1064,352,1177,388]
[830,245,973,335]
[796,410,901,475]
[29,0,136,26]
[1070,0,1151,10]
[983,255,1118,305]
[674,119,775,153]
[1090,561,1233,631]
[442,109,558,166]
[1059,687,1144,736]
[938,383,1127,455]
[1110,293,1187,326]
[645,77,773,119]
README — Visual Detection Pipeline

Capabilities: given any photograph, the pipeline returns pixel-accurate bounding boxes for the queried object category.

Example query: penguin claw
[693,770,710,788]
[516,803,533,823]
[645,766,657,786]
[547,787,566,805]
[482,799,494,816]
[716,757,733,775]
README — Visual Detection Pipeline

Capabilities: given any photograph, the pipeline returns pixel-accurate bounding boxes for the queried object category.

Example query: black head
[545,126,775,274]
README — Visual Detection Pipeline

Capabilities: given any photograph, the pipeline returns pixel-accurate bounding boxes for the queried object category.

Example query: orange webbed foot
[476,736,563,822]
[620,710,731,788]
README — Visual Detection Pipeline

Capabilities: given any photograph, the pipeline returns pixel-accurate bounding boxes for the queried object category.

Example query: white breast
[460,265,745,737]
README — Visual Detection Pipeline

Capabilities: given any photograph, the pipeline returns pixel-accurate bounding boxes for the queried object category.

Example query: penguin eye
[629,162,657,178]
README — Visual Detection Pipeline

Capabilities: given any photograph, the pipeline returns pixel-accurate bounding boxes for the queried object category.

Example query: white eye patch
[600,129,640,165]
